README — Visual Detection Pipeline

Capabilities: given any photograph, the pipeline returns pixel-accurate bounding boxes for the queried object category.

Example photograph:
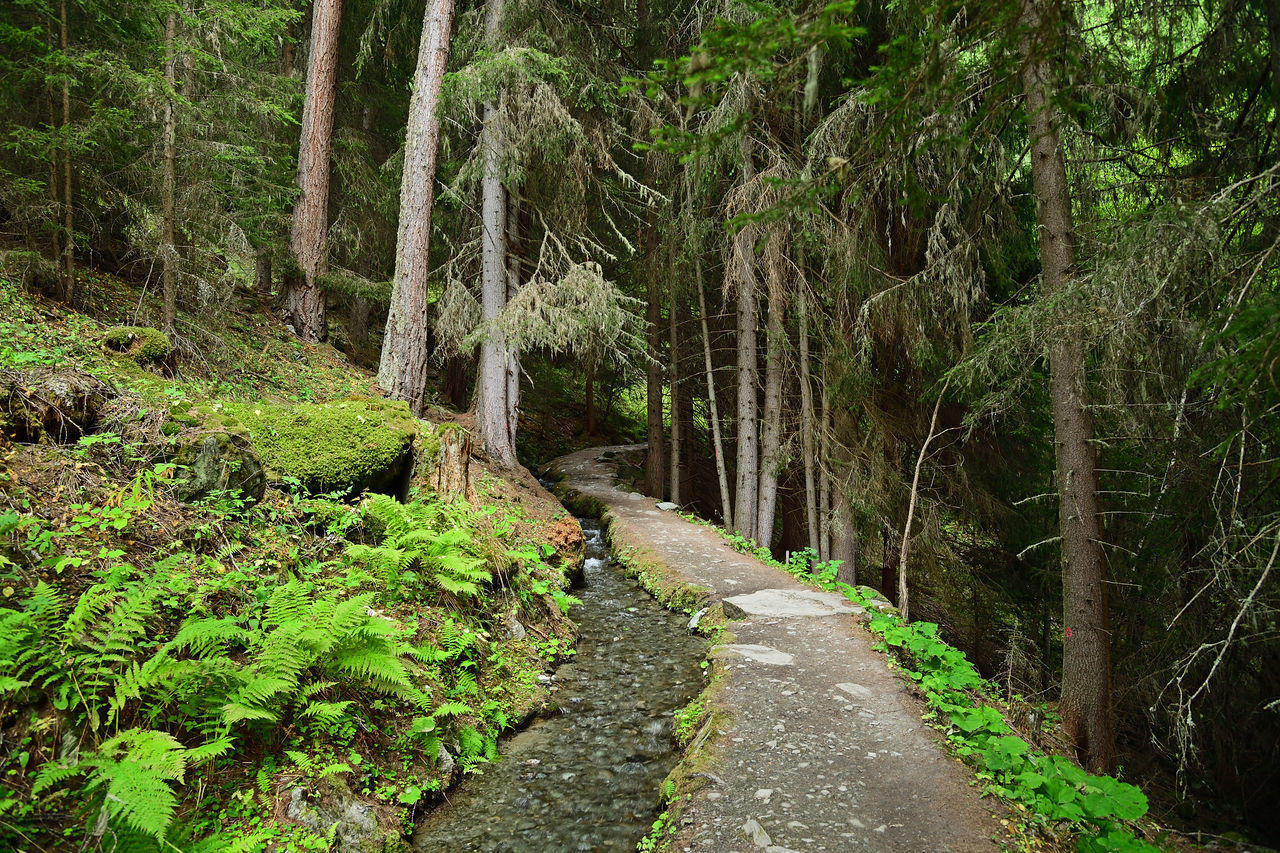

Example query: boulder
[216,398,417,497]
[286,776,404,853]
[102,326,171,366]
[1,367,114,443]
[172,425,267,506]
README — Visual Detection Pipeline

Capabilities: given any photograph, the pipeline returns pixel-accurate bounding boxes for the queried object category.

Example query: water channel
[413,517,706,852]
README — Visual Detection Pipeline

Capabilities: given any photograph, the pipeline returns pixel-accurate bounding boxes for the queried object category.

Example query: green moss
[102,326,171,364]
[216,398,417,496]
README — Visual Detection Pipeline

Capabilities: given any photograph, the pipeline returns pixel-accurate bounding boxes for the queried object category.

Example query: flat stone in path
[554,445,1002,852]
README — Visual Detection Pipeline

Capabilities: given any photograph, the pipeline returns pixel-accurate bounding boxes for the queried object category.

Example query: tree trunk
[799,282,820,557]
[504,187,522,444]
[379,0,456,415]
[644,264,665,497]
[699,268,733,530]
[59,0,74,304]
[475,0,516,466]
[732,133,759,542]
[669,285,681,505]
[44,22,61,287]
[1021,0,1112,774]
[819,370,832,563]
[160,10,179,335]
[830,429,857,587]
[755,278,785,547]
[286,0,341,343]
[432,426,473,501]
[254,247,273,300]
[443,354,469,409]
[585,359,597,435]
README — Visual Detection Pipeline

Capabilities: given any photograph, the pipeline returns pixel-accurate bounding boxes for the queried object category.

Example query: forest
[0,0,1277,850]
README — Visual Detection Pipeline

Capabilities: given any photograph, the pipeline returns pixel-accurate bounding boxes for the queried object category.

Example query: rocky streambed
[413,517,705,852]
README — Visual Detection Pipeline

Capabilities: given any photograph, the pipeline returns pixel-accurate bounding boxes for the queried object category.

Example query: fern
[432,700,473,719]
[35,729,189,843]
[348,495,493,602]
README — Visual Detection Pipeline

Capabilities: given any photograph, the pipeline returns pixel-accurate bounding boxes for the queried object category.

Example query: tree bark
[160,10,179,335]
[698,267,733,530]
[475,0,516,466]
[644,251,665,498]
[830,426,857,587]
[732,133,759,541]
[585,359,597,435]
[799,282,820,557]
[756,277,785,547]
[669,285,682,505]
[44,22,61,286]
[59,0,74,304]
[379,0,456,415]
[443,354,469,409]
[286,0,341,343]
[504,187,522,444]
[819,369,832,563]
[254,247,273,300]
[1020,0,1113,774]
[432,426,473,501]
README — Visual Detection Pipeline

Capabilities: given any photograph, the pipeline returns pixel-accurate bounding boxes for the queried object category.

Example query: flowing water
[413,517,706,852]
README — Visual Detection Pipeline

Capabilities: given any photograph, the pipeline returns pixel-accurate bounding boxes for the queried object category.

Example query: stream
[412,516,706,852]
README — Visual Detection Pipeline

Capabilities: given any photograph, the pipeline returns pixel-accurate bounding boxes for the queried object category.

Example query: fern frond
[299,700,353,723]
[432,700,473,719]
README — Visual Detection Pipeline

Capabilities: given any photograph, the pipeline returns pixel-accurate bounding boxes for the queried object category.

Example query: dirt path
[554,445,1002,853]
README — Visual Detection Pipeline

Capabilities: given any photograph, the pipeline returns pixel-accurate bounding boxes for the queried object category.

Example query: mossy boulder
[217,398,417,497]
[1,367,115,443]
[172,423,267,506]
[102,326,172,365]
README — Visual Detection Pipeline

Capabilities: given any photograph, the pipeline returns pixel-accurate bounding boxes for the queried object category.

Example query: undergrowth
[0,274,581,851]
[840,585,1165,853]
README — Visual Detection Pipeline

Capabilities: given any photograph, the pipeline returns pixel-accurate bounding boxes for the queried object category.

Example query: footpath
[554,445,1003,853]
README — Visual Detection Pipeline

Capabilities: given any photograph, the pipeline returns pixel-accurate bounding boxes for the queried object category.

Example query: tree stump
[431,425,472,501]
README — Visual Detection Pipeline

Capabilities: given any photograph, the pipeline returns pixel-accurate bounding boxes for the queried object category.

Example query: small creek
[413,516,706,852]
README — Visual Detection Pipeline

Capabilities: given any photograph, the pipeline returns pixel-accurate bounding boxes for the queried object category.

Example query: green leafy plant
[840,586,1159,851]
[348,494,492,600]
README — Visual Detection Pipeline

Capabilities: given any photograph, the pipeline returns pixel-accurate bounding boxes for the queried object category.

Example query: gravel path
[554,445,1002,853]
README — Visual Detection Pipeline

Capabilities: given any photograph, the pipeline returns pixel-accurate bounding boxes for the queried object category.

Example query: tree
[1019,0,1112,773]
[731,129,760,541]
[474,0,516,466]
[159,7,178,334]
[378,0,457,416]
[286,0,342,343]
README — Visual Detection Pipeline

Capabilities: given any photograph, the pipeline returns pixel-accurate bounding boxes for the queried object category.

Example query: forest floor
[555,445,1006,853]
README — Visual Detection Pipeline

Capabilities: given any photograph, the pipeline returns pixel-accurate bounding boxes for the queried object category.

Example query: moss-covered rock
[102,326,172,365]
[217,398,417,497]
[172,423,267,506]
[1,367,115,443]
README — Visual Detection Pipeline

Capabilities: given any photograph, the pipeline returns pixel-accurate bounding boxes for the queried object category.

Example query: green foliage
[672,695,706,745]
[34,728,189,842]
[840,586,1159,851]
[348,494,492,600]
